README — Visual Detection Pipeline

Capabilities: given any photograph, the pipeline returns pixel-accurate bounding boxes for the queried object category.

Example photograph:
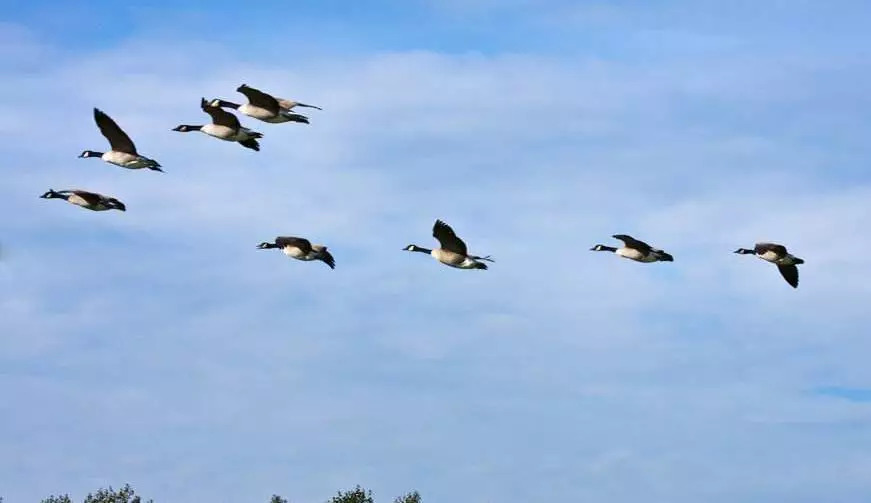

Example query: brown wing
[432,220,468,256]
[237,84,281,115]
[68,190,104,206]
[612,234,652,255]
[200,98,241,129]
[94,108,137,154]
[756,242,788,256]
[275,236,313,254]
[777,264,799,288]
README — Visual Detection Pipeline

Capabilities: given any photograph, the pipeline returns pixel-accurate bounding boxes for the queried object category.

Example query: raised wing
[275,236,313,254]
[200,98,241,129]
[94,108,137,154]
[237,84,281,115]
[756,242,788,256]
[612,234,652,255]
[432,219,468,256]
[777,264,799,288]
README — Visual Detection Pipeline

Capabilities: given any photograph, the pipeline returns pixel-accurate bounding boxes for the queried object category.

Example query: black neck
[221,100,241,109]
[411,246,432,254]
[595,245,618,252]
[262,243,280,249]
[181,125,203,131]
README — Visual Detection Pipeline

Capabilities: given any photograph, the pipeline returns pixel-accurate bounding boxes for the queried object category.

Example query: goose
[257,236,335,269]
[209,84,311,124]
[404,219,494,270]
[39,189,126,212]
[590,234,674,263]
[79,108,163,172]
[239,83,322,112]
[172,98,263,151]
[734,242,804,288]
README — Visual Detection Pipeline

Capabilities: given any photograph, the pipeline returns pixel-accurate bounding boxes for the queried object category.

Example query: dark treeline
[31,484,420,503]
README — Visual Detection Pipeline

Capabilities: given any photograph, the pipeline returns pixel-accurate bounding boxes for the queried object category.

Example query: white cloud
[1,18,871,503]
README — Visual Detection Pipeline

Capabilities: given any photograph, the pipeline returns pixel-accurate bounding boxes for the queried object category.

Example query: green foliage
[270,495,288,503]
[83,484,151,503]
[328,485,374,503]
[393,491,421,503]
[41,495,73,503]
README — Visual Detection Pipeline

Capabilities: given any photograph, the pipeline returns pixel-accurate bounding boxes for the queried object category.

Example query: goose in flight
[404,219,494,270]
[79,108,163,171]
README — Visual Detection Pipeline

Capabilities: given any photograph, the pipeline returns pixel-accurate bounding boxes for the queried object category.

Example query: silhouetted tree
[393,491,421,503]
[270,495,288,503]
[328,485,374,503]
[41,495,73,503]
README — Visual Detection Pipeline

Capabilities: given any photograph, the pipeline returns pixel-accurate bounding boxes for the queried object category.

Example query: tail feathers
[473,261,488,270]
[239,138,260,151]
[793,257,805,265]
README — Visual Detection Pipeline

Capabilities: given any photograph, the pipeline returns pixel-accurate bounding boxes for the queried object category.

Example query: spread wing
[200,98,241,129]
[777,264,799,288]
[275,236,312,254]
[433,219,468,255]
[612,234,652,255]
[69,190,104,206]
[237,84,281,115]
[756,242,788,256]
[94,108,137,154]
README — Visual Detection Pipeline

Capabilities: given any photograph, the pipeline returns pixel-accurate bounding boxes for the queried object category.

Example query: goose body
[404,219,493,270]
[172,99,263,151]
[40,189,126,212]
[79,108,162,171]
[207,84,313,124]
[734,242,804,288]
[591,234,674,263]
[257,236,335,269]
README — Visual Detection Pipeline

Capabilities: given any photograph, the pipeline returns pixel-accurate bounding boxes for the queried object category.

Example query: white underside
[432,249,479,269]
[616,247,657,262]
[103,151,154,169]
[201,124,237,140]
[282,247,316,261]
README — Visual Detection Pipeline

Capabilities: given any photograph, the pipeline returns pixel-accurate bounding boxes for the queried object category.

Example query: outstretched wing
[756,242,788,256]
[275,236,313,254]
[237,84,281,115]
[69,190,104,206]
[777,264,799,288]
[200,98,241,129]
[612,234,652,255]
[94,108,138,154]
[433,219,468,255]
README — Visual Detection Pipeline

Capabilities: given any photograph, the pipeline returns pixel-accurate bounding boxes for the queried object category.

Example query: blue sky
[2,1,871,502]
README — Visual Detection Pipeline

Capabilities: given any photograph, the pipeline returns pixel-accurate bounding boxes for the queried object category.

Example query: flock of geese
[38,84,806,288]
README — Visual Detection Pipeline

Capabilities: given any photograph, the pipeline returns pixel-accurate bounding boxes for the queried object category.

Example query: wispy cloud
[1,3,871,502]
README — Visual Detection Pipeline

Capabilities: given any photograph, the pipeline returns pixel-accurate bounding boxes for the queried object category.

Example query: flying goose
[79,108,163,172]
[404,219,494,270]
[39,189,126,212]
[734,242,804,288]
[172,98,263,151]
[209,84,311,124]
[240,83,321,111]
[590,234,674,263]
[257,236,335,269]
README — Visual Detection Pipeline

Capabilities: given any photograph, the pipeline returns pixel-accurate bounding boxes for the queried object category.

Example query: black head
[172,125,198,132]
[78,150,102,159]
[590,244,616,252]
[40,189,60,199]
[403,244,420,252]
[733,248,755,255]
[256,241,275,249]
